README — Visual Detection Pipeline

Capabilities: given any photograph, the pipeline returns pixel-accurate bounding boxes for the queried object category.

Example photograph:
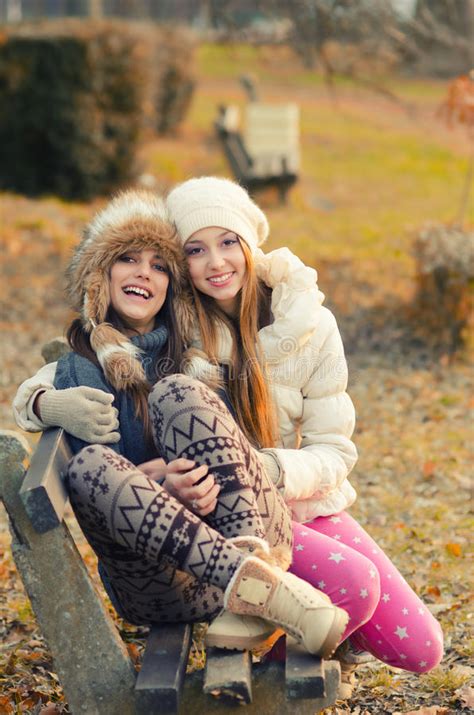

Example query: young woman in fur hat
[13,189,349,659]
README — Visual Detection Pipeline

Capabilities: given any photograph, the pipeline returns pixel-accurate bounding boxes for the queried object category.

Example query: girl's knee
[67,444,130,498]
[401,624,444,673]
[149,373,198,404]
[69,444,114,472]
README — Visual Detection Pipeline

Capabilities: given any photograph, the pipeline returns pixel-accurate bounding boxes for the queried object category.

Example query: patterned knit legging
[149,375,292,550]
[66,375,292,625]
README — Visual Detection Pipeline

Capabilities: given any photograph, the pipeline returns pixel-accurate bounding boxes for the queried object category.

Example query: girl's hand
[37,387,120,443]
[161,459,220,517]
[138,457,167,481]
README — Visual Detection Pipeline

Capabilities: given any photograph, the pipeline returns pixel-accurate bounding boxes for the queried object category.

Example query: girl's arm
[263,308,358,504]
[13,362,58,430]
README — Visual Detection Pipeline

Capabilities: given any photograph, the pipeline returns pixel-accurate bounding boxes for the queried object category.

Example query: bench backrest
[244,103,300,172]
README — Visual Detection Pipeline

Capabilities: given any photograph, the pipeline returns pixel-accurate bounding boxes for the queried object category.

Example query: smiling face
[109,248,170,335]
[184,227,247,317]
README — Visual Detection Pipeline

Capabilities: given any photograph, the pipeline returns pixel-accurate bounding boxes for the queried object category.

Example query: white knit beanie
[166,177,269,253]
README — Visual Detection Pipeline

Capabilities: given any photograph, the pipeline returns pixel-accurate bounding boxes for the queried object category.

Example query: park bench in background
[0,346,340,714]
[215,100,299,203]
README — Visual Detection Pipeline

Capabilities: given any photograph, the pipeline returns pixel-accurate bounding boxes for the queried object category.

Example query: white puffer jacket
[186,247,358,522]
[13,248,357,522]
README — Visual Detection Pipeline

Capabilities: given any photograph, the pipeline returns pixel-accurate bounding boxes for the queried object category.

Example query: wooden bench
[0,423,340,714]
[215,102,299,203]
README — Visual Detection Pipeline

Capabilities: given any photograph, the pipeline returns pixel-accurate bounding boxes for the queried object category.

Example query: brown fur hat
[67,189,195,390]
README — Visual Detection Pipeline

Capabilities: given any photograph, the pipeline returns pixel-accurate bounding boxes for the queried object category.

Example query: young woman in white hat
[165,177,443,692]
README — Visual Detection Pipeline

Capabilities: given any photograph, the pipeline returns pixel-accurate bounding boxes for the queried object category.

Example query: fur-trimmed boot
[205,536,288,651]
[334,639,375,700]
[223,555,348,658]
[337,662,357,700]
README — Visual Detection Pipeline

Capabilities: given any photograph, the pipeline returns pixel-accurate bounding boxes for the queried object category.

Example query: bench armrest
[20,427,71,534]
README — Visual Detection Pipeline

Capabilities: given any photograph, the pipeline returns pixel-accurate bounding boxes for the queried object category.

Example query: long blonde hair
[191,240,276,448]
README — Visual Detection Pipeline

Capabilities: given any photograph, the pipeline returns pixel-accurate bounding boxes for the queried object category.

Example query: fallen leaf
[422,460,436,478]
[428,602,454,614]
[39,705,62,715]
[126,642,141,665]
[0,695,14,714]
[446,542,462,557]
[455,684,474,708]
[401,707,450,714]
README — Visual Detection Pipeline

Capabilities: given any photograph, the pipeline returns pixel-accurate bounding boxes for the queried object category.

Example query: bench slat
[285,637,326,699]
[204,647,252,704]
[20,427,71,534]
[135,623,192,714]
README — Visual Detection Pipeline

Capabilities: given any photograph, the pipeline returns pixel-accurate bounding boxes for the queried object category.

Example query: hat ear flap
[172,289,196,347]
[84,270,110,325]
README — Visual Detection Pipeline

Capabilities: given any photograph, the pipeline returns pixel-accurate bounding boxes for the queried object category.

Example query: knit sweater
[53,326,168,463]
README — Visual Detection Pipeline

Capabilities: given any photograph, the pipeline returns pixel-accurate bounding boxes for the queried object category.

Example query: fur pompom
[101,352,147,391]
[90,323,146,390]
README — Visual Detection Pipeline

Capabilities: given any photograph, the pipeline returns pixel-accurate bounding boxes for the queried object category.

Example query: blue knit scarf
[54,325,169,464]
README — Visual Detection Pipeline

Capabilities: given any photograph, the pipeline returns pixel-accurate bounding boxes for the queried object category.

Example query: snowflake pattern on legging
[67,445,241,623]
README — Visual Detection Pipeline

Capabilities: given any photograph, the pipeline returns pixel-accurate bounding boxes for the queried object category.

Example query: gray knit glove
[38,387,120,444]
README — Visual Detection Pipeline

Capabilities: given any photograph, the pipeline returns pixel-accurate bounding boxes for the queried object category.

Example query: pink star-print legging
[288,512,443,672]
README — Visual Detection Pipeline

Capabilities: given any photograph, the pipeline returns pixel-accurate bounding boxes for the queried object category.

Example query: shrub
[413,73,474,352]
[0,20,195,199]
[413,224,474,351]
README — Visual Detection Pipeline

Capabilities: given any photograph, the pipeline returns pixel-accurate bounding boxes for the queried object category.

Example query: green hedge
[0,20,195,199]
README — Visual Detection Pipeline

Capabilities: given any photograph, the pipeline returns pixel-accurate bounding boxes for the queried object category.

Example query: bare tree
[404,0,474,73]
[6,0,22,21]
[210,1,473,80]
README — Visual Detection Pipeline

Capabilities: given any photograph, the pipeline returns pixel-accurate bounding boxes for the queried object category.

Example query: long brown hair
[191,240,276,448]
[67,281,184,440]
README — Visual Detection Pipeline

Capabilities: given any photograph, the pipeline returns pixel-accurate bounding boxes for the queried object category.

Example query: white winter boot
[223,555,348,658]
[205,536,287,651]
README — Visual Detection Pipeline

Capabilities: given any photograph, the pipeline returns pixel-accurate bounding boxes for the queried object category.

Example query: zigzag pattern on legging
[113,477,164,550]
[102,555,223,623]
[181,522,236,589]
[161,410,232,461]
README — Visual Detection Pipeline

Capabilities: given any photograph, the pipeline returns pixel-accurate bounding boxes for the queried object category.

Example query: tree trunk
[6,0,22,22]
[88,0,103,18]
